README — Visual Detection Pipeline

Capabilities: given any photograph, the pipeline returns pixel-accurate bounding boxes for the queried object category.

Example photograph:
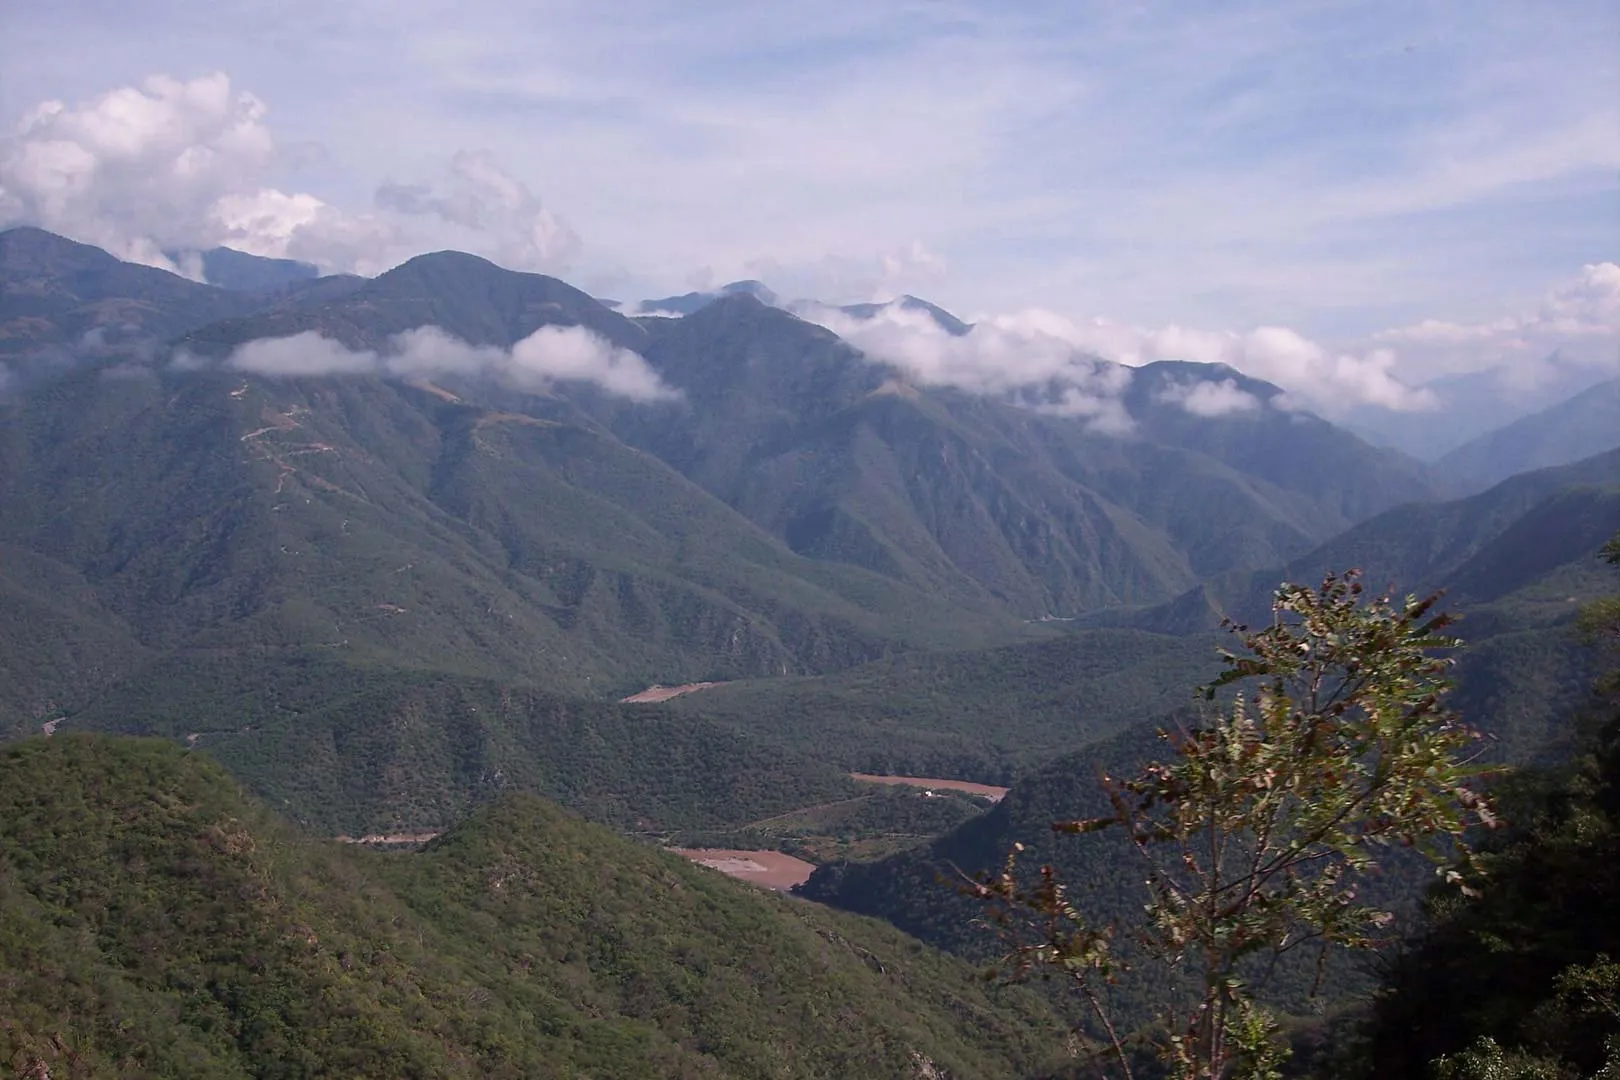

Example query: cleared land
[850,773,1010,802]
[672,848,817,890]
[620,682,723,704]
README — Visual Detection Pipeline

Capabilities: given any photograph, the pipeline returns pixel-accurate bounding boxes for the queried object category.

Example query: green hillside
[669,628,1222,783]
[64,654,864,838]
[0,735,1073,1079]
[593,296,1441,616]
[798,509,1619,988]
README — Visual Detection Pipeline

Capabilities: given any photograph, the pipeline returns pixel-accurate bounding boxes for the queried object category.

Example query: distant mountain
[1436,377,1620,494]
[0,735,1068,1079]
[838,294,971,335]
[0,226,260,362]
[1345,360,1616,460]
[160,245,323,290]
[174,248,649,355]
[1084,449,1620,762]
[590,298,1441,615]
[635,279,780,315]
[1115,447,1620,637]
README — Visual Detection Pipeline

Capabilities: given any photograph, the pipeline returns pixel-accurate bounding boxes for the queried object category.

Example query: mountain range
[1,227,1617,1073]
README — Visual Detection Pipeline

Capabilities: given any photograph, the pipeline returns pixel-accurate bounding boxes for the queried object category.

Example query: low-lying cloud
[809,299,1437,421]
[1154,378,1261,417]
[803,301,1137,433]
[219,325,678,402]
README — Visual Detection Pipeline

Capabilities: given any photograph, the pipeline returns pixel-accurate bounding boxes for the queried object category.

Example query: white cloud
[0,76,575,278]
[811,300,1435,421]
[1155,378,1261,417]
[219,325,676,402]
[374,150,581,273]
[1373,261,1620,386]
[802,301,1136,433]
[228,332,379,376]
[0,73,392,273]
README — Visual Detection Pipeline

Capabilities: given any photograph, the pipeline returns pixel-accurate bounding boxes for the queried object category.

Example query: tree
[973,571,1498,1079]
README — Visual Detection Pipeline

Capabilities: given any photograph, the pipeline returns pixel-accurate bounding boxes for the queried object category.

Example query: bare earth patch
[334,832,442,847]
[850,773,1010,802]
[620,682,723,704]
[672,848,816,891]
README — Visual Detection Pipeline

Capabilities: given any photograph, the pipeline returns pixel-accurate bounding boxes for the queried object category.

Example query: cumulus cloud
[0,76,578,279]
[1154,378,1260,417]
[0,73,392,274]
[218,325,676,402]
[1373,262,1620,387]
[375,150,581,272]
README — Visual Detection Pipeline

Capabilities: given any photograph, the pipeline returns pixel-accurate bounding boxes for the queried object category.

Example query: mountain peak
[839,295,970,336]
[0,225,124,275]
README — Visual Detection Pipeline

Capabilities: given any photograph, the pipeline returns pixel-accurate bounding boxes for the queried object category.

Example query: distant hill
[158,245,323,290]
[635,279,781,315]
[1436,376,1620,494]
[838,294,972,335]
[0,735,1071,1079]
[1344,360,1616,460]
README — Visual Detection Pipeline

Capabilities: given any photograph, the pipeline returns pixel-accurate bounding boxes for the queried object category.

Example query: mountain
[1117,448,1620,637]
[197,245,321,290]
[0,734,1071,1079]
[1098,448,1620,760]
[159,245,323,290]
[1436,376,1620,494]
[591,299,1441,615]
[800,457,1620,970]
[0,226,261,364]
[174,248,649,356]
[0,230,1463,836]
[838,295,972,335]
[1344,360,1617,461]
[635,279,781,316]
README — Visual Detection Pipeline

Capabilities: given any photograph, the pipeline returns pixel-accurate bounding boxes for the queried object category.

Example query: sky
[1,0,1616,420]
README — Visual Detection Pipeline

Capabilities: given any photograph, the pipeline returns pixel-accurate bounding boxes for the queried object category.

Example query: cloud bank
[803,301,1137,432]
[1374,261,1620,387]
[219,325,677,402]
[0,73,391,274]
[806,299,1434,423]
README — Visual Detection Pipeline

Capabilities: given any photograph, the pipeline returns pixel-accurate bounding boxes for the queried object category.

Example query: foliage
[0,735,1071,1079]
[970,573,1497,1079]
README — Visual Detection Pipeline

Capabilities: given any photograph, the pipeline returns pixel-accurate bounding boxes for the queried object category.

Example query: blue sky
[2,0,1616,414]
